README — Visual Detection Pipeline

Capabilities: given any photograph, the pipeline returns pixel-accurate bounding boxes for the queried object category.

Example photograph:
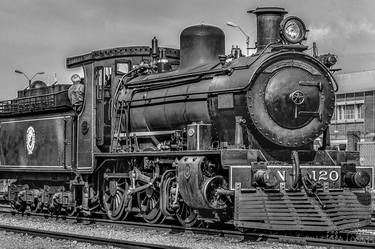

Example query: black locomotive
[0,7,372,231]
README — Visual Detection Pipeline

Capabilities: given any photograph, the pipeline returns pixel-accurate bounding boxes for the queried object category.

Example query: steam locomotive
[0,7,373,231]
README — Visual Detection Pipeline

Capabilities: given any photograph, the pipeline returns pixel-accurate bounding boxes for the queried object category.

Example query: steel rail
[1,207,375,248]
[0,224,186,249]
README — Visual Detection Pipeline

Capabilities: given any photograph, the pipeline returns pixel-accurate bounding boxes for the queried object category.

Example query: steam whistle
[151,37,159,66]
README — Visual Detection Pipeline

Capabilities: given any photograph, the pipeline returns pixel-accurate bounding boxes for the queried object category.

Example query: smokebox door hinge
[299,81,322,92]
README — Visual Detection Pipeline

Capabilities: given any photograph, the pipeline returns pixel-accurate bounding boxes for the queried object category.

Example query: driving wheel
[139,186,165,224]
[102,177,130,221]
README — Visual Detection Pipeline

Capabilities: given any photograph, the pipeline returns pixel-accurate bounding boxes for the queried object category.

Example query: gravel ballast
[0,213,326,249]
[0,230,118,249]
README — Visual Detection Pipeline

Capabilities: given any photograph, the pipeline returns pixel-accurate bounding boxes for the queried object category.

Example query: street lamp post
[226,21,250,56]
[15,69,45,88]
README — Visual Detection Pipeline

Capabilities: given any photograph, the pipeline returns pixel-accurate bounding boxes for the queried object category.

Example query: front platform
[234,184,371,231]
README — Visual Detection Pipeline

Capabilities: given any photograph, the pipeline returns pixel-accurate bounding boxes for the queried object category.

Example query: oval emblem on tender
[187,128,195,137]
[26,126,35,155]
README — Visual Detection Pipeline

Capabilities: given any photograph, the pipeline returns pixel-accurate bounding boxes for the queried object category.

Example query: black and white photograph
[0,0,375,248]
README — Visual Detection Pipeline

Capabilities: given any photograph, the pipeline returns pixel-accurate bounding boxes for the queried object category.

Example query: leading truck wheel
[162,172,198,227]
[175,201,198,227]
[102,177,130,221]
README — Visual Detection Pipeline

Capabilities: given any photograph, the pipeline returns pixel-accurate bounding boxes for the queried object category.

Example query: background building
[330,70,375,148]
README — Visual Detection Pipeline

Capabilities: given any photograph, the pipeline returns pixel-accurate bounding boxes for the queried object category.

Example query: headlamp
[280,16,306,44]
[319,53,338,68]
[254,169,280,188]
[344,171,371,188]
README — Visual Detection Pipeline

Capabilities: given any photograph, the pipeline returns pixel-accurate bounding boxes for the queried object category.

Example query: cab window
[115,60,131,75]
[104,67,112,87]
[95,67,104,100]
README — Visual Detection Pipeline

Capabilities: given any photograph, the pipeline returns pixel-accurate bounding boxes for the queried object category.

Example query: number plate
[268,165,341,189]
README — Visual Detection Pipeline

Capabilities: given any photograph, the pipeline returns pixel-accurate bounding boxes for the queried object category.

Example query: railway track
[1,206,375,249]
[0,224,184,249]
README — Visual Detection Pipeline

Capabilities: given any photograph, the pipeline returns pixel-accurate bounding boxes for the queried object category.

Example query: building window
[336,105,346,120]
[333,102,364,123]
[357,104,363,119]
[344,105,355,119]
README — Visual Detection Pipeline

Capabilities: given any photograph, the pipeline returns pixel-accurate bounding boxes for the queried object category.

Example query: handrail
[0,90,71,115]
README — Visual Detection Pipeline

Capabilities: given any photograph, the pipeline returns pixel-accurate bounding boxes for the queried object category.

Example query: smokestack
[248,7,287,51]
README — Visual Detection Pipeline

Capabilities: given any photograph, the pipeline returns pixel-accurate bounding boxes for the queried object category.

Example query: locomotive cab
[66,45,180,170]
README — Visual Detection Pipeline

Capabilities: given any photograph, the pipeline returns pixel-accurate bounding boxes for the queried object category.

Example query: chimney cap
[247,7,288,15]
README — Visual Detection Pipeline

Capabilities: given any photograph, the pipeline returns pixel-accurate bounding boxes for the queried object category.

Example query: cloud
[0,0,375,99]
[343,18,375,37]
[308,26,332,42]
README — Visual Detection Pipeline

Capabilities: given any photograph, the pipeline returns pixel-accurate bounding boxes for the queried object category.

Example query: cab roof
[66,46,179,68]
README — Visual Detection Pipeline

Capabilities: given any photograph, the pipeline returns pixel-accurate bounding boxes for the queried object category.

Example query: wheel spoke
[104,194,110,203]
[148,198,153,210]
[115,195,120,207]
[117,187,125,193]
[151,198,157,208]
[112,197,116,212]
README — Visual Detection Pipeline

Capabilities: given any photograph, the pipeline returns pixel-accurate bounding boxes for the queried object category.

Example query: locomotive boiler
[120,18,335,160]
[0,6,373,232]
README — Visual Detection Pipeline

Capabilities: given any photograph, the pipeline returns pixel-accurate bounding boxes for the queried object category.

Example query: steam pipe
[234,116,245,147]
[291,150,301,189]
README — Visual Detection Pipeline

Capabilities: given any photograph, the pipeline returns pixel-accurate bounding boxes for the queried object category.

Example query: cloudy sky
[1,0,375,99]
